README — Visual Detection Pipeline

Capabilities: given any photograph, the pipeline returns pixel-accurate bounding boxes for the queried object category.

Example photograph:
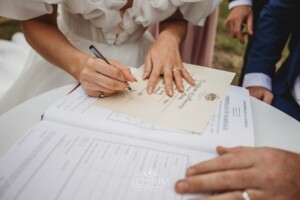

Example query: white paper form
[94,64,235,134]
[0,121,214,200]
[43,85,254,153]
[204,86,254,136]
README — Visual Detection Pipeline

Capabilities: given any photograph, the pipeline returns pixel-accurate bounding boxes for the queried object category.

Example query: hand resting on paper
[143,10,195,97]
[175,146,300,200]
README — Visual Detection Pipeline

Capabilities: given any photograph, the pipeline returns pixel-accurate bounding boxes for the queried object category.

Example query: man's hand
[248,86,274,104]
[226,5,253,44]
[175,146,300,200]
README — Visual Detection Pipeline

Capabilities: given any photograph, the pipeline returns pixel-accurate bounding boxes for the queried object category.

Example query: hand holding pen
[89,45,134,92]
[78,45,136,98]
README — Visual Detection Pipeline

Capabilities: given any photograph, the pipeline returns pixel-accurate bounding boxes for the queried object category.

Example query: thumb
[262,91,274,104]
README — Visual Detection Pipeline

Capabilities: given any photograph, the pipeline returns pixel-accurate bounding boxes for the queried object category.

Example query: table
[0,84,299,156]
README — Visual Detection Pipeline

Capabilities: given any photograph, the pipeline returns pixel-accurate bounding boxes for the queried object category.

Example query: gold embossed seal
[205,93,220,101]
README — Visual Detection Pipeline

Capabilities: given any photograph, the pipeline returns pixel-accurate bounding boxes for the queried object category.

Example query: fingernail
[179,86,184,92]
[147,87,153,94]
[176,181,189,193]
[168,89,173,97]
[186,168,196,176]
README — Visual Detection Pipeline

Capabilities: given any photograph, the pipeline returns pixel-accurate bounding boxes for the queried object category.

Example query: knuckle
[86,57,95,66]
[115,69,123,78]
[221,155,233,168]
[80,68,92,80]
[218,174,231,189]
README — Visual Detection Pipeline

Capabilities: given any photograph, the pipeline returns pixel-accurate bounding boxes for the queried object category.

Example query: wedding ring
[172,67,181,73]
[99,91,104,98]
[242,191,251,200]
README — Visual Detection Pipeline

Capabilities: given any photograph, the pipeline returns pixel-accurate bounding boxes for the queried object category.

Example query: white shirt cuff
[242,73,272,91]
[229,0,252,10]
[291,75,300,106]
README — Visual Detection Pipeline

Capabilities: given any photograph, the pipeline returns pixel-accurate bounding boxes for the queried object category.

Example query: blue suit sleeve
[245,0,298,78]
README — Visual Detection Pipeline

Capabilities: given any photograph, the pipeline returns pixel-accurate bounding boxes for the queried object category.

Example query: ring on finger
[172,67,182,73]
[99,91,105,98]
[242,191,251,200]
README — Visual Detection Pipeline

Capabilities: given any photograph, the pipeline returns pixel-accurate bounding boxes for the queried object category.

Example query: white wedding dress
[0,0,221,114]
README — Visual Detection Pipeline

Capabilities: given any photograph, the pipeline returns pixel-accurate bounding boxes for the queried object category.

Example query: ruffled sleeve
[0,0,61,20]
[175,0,222,26]
[130,0,222,27]
[129,1,177,27]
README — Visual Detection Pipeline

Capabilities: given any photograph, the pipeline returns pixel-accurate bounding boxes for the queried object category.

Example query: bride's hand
[78,57,136,98]
[143,33,195,97]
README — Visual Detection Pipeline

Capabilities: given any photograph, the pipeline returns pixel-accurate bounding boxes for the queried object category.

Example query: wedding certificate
[94,63,235,133]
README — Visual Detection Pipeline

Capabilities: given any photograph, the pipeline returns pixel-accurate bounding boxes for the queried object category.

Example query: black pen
[89,45,132,91]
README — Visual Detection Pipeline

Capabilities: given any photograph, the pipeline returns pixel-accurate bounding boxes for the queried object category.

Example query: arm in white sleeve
[242,73,272,91]
[229,0,252,10]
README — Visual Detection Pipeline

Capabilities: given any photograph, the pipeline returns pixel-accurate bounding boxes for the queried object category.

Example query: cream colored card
[94,63,235,134]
